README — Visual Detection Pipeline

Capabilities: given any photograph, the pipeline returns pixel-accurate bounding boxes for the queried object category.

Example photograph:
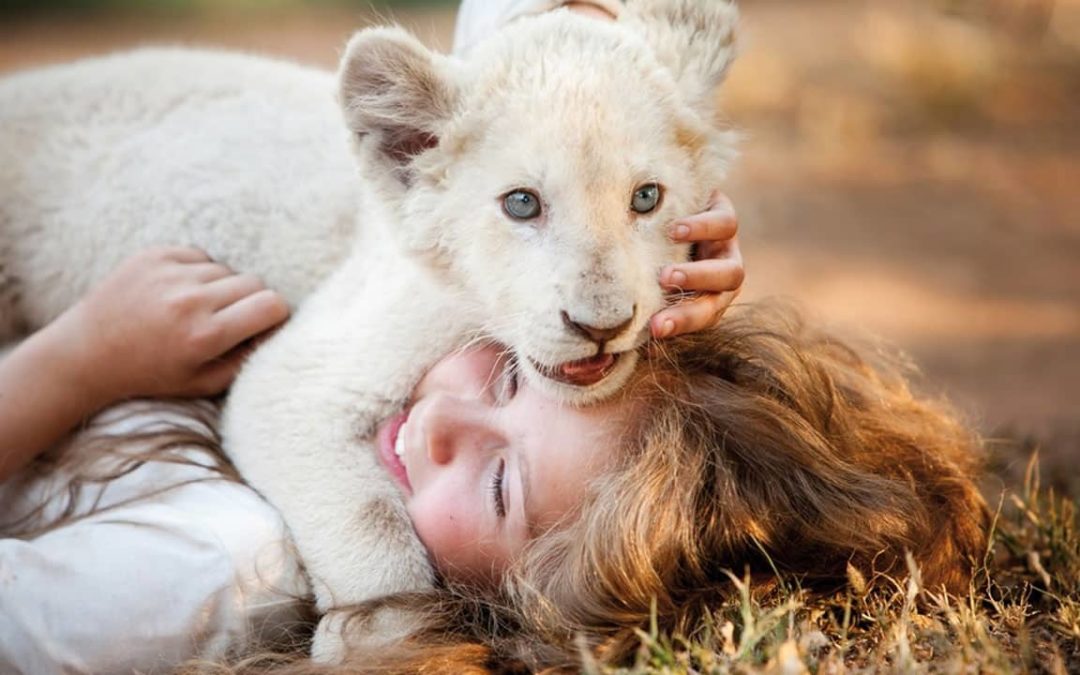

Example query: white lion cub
[0,0,738,658]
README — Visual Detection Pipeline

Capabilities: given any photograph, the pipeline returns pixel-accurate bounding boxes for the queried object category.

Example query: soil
[2,1,1076,491]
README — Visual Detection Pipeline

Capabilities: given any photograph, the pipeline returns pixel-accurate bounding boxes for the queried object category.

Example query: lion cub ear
[338,27,458,181]
[623,0,739,118]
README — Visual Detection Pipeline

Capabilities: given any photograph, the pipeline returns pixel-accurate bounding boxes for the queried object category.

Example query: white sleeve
[0,479,307,675]
[452,0,623,55]
[0,404,309,675]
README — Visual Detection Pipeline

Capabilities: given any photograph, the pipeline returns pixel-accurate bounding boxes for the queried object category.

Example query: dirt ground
[2,1,1077,491]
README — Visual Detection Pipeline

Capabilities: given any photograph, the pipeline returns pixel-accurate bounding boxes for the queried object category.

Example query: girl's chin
[376,409,412,493]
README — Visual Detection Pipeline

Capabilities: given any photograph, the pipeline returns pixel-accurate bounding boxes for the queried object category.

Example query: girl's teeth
[394,424,407,458]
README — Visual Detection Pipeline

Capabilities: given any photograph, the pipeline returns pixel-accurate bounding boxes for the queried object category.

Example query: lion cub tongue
[559,354,616,387]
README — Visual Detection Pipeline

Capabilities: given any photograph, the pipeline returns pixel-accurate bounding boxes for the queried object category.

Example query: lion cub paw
[311,605,427,663]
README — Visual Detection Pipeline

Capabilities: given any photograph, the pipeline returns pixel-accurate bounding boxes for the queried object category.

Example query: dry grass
[597,454,1079,674]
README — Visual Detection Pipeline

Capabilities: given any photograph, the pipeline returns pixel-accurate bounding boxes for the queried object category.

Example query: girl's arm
[0,322,108,482]
[0,247,289,482]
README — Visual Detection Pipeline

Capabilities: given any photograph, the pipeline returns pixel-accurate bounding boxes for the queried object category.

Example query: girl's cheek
[409,498,465,565]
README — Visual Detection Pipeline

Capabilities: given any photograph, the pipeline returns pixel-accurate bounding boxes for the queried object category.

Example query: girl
[250,303,986,673]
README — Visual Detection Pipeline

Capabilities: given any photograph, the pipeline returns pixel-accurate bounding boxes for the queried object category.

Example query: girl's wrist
[42,306,127,411]
[0,310,123,479]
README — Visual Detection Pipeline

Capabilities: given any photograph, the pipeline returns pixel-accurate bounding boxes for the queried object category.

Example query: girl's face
[375,344,626,584]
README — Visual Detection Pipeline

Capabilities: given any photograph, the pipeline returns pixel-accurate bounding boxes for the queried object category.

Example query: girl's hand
[57,246,290,402]
[652,192,745,338]
[562,2,617,20]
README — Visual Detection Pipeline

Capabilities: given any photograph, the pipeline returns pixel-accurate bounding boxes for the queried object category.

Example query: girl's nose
[420,393,499,466]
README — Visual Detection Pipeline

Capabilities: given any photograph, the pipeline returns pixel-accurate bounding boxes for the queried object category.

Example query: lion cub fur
[0,0,739,658]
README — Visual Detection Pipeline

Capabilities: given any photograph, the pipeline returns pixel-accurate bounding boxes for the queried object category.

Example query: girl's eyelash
[494,355,518,404]
[504,363,519,400]
[490,459,507,518]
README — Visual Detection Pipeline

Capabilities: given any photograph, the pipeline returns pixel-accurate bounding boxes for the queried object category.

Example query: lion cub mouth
[531,353,620,387]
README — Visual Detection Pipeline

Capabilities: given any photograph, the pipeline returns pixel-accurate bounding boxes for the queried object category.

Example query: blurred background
[1,0,1077,491]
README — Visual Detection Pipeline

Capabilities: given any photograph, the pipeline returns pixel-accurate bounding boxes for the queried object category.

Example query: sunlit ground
[2,0,1077,489]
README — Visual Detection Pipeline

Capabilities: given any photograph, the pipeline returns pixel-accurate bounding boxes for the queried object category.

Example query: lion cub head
[341,0,739,402]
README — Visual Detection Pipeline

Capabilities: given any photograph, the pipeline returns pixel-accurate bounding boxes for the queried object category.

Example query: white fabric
[0,402,309,675]
[453,0,623,54]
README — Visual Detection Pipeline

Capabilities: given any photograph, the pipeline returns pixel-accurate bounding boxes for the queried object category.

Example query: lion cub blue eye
[503,190,542,220]
[631,184,662,214]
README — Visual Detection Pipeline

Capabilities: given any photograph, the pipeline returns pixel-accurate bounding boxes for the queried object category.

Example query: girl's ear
[622,0,739,119]
[338,27,459,181]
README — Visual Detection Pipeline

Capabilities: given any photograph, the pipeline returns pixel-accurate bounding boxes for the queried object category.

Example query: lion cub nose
[561,307,636,346]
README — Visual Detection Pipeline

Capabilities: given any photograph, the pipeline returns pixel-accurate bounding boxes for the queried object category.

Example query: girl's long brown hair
[0,399,234,539]
[191,302,985,674]
[504,303,986,667]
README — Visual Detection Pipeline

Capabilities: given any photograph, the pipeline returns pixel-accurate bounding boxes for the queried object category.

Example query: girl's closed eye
[490,458,507,518]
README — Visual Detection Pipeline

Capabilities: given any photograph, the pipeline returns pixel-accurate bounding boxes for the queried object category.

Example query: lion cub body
[0,49,359,338]
[0,0,739,658]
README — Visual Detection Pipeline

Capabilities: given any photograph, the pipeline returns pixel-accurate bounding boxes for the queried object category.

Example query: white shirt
[0,402,307,674]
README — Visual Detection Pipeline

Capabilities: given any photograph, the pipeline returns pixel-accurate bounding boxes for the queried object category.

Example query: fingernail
[669,223,690,240]
[668,270,687,287]
[658,319,675,338]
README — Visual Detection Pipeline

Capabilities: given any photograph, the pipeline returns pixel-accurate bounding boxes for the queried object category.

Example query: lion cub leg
[222,254,472,660]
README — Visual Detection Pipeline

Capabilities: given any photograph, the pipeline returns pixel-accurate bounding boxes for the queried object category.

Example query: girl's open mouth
[376,409,412,492]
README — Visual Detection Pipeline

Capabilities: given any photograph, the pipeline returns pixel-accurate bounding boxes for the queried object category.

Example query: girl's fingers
[207,289,290,356]
[693,232,740,264]
[154,247,232,282]
[651,289,740,339]
[563,1,617,20]
[188,328,276,396]
[662,236,743,293]
[668,193,737,244]
[186,262,236,284]
[202,273,268,311]
[154,245,213,264]
[652,191,744,338]
[188,352,247,396]
[660,256,745,294]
